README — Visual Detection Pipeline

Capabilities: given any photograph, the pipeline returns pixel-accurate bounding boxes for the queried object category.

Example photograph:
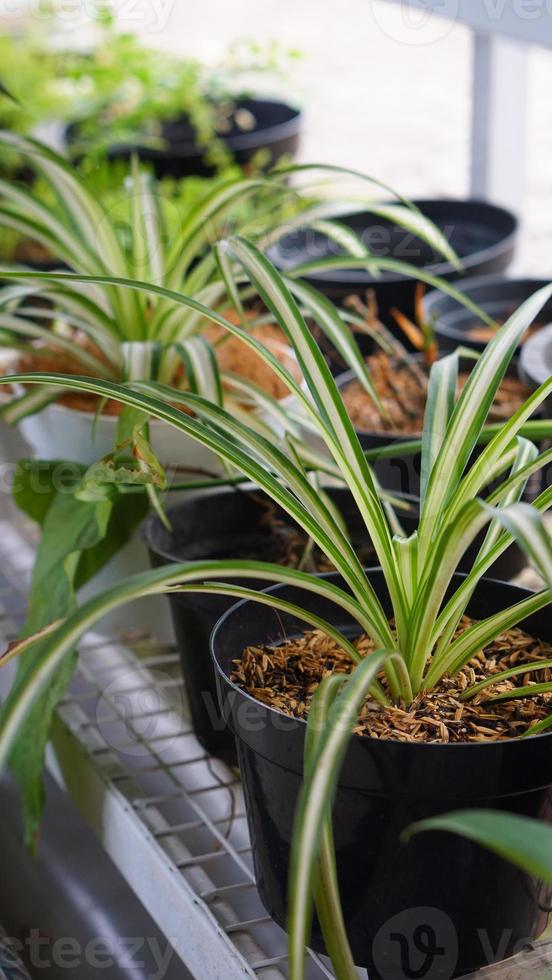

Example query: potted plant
[0,135,471,467]
[1,244,551,977]
[0,141,464,673]
[422,274,552,356]
[142,484,417,764]
[0,132,315,468]
[59,19,303,178]
[143,474,528,764]
[0,10,303,180]
[0,132,312,642]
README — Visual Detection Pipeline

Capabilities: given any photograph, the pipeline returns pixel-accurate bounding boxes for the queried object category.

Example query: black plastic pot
[142,486,415,764]
[67,98,302,179]
[519,322,552,415]
[269,200,517,339]
[518,323,552,492]
[335,366,540,544]
[212,570,552,979]
[424,275,552,356]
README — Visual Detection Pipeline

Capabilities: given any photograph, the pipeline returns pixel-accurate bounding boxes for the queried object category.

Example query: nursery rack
[0,497,551,980]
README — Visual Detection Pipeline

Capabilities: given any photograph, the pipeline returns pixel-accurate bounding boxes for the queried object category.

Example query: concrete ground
[125,0,552,277]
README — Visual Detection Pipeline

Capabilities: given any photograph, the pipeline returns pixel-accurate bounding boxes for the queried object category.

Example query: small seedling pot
[424,275,552,356]
[211,569,552,979]
[142,486,417,763]
[269,200,517,344]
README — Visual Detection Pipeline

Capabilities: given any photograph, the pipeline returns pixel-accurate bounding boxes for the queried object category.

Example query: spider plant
[1,245,551,974]
[0,130,301,423]
[0,131,469,430]
[0,142,480,851]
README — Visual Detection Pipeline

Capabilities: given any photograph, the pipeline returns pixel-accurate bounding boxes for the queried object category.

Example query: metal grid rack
[0,923,33,980]
[0,503,348,980]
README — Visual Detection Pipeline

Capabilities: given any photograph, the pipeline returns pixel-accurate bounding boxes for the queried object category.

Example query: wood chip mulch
[14,318,298,415]
[341,350,530,435]
[231,618,552,743]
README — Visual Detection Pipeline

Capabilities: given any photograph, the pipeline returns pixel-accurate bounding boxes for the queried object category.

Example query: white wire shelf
[0,923,33,980]
[0,503,347,980]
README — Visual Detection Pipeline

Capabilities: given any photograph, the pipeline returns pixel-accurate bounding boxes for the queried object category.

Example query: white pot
[18,400,225,473]
[77,534,176,643]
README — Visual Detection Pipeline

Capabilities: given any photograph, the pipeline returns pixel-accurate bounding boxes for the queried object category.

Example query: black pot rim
[424,274,552,343]
[164,98,302,154]
[272,199,518,286]
[519,322,552,390]
[141,485,421,564]
[211,568,551,751]
[68,97,302,158]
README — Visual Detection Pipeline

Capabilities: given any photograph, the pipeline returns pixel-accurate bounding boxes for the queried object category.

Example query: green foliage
[0,31,66,176]
[0,17,299,173]
[0,158,550,972]
[0,133,304,418]
[0,252,549,971]
[0,148,472,855]
[0,35,64,135]
[10,457,149,846]
[0,135,466,427]
[69,32,298,169]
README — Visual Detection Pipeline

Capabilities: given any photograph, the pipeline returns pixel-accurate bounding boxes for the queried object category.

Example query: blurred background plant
[1,1,300,175]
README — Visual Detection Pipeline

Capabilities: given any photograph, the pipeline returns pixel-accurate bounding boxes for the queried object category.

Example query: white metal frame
[383,0,552,211]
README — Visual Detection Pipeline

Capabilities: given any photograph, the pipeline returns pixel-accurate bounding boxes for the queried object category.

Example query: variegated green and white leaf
[285,276,384,408]
[0,384,62,423]
[482,501,552,592]
[172,337,223,406]
[287,650,393,980]
[418,282,552,560]
[420,351,458,502]
[121,341,162,382]
[0,559,386,773]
